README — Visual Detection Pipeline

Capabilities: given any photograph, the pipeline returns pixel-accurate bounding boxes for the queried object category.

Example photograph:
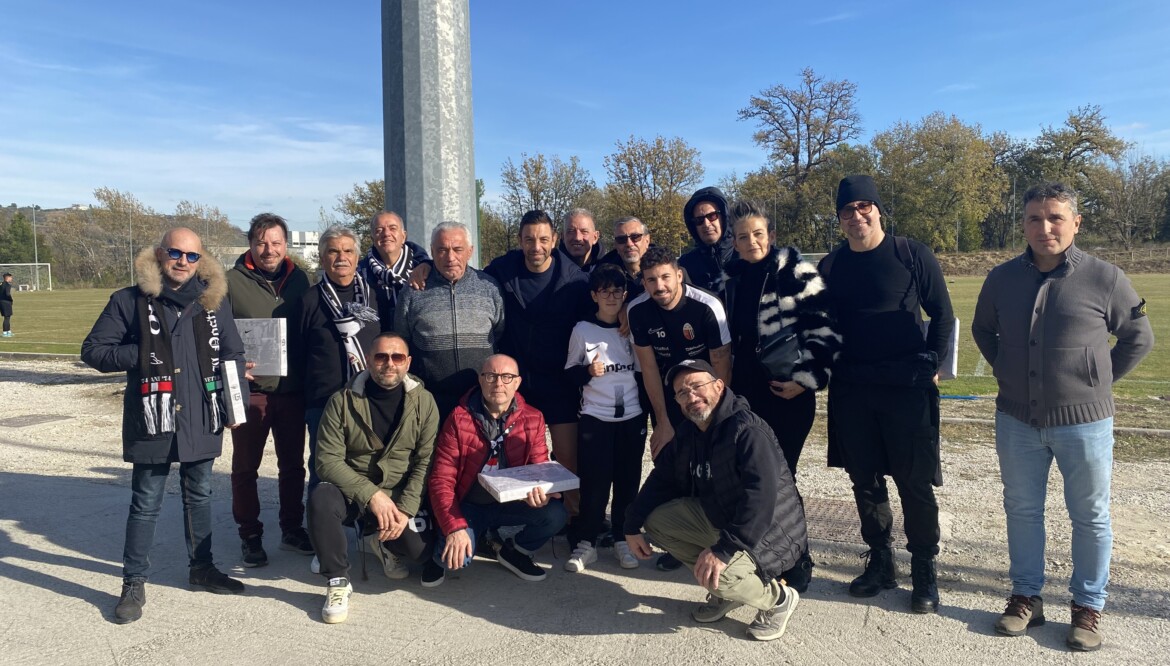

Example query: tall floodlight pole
[129,209,134,285]
[32,206,40,290]
[382,0,478,265]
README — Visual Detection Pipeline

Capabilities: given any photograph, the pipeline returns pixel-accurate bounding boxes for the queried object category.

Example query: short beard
[685,406,714,426]
[372,373,402,390]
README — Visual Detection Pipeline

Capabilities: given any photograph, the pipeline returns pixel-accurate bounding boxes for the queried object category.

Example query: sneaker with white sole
[321,577,352,624]
[366,534,409,580]
[498,540,546,582]
[747,586,799,641]
[691,592,744,623]
[614,541,639,569]
[564,541,598,572]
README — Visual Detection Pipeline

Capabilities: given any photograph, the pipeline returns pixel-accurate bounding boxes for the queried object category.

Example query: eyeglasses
[690,211,720,226]
[594,288,626,299]
[838,201,875,219]
[372,352,408,365]
[165,248,202,263]
[613,232,645,245]
[480,372,519,384]
[674,378,718,400]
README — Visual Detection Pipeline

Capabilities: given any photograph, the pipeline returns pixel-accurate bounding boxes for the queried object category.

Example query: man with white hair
[394,221,505,420]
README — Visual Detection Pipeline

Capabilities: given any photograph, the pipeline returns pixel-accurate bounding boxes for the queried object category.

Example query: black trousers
[830,381,941,558]
[576,414,647,545]
[307,482,433,580]
[734,378,816,478]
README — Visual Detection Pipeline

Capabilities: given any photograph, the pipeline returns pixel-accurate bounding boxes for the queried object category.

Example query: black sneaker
[421,560,445,588]
[189,566,245,595]
[280,527,314,555]
[656,553,683,572]
[241,535,268,568]
[114,581,146,624]
[498,540,546,582]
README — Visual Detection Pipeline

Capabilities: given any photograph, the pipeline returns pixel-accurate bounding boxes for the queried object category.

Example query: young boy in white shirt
[563,264,647,571]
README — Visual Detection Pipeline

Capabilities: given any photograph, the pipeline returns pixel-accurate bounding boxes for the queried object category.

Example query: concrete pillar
[382,0,478,266]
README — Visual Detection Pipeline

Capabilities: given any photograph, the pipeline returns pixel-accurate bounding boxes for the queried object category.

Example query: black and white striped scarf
[362,245,413,300]
[318,273,379,379]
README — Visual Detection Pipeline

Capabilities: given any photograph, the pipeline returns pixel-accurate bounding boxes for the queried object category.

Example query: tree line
[328,68,1170,258]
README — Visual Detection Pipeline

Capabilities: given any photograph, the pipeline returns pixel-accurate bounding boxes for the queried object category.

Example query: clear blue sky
[3,0,1168,232]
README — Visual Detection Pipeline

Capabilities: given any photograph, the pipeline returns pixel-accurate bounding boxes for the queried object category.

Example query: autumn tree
[738,68,863,243]
[871,113,1004,251]
[1098,152,1170,248]
[602,135,704,254]
[329,179,386,248]
[498,153,595,235]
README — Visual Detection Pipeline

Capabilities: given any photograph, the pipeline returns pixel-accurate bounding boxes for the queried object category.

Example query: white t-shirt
[565,319,643,423]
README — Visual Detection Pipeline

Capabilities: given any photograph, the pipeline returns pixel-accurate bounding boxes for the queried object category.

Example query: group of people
[80,175,1152,651]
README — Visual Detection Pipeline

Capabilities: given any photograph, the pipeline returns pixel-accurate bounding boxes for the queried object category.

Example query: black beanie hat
[836,175,884,214]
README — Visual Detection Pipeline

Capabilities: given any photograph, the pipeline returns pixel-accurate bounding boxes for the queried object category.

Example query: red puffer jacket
[428,389,549,536]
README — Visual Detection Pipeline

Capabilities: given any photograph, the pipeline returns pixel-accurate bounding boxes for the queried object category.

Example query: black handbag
[756,325,802,380]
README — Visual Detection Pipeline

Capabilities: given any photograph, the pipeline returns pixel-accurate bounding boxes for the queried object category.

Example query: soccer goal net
[0,263,53,291]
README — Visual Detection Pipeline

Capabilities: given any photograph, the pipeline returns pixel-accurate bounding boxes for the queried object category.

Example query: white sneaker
[564,541,598,572]
[614,541,639,569]
[366,534,409,580]
[310,555,320,574]
[321,577,352,624]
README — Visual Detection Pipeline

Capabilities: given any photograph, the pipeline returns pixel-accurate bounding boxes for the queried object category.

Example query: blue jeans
[123,459,215,582]
[995,412,1114,610]
[305,406,324,492]
[432,499,567,570]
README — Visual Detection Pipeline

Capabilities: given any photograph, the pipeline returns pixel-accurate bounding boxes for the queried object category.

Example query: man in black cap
[624,359,807,641]
[818,175,955,614]
[679,187,735,299]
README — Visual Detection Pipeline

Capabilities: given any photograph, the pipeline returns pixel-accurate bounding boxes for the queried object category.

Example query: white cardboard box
[220,360,247,427]
[236,318,287,377]
[477,461,580,503]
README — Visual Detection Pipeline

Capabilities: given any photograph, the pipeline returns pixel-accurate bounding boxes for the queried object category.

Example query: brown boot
[994,594,1044,636]
[1067,602,1104,651]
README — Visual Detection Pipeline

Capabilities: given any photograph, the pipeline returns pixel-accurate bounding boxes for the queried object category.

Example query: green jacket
[315,371,439,515]
[225,253,310,394]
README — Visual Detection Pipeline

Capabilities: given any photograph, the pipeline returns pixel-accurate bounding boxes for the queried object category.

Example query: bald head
[156,227,204,289]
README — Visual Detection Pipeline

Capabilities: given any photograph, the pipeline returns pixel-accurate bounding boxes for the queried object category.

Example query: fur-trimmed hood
[134,246,228,311]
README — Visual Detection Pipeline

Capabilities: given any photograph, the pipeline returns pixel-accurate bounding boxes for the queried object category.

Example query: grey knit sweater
[972,245,1153,427]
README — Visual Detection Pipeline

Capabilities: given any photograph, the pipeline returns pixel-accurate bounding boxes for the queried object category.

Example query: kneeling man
[309,333,439,623]
[426,354,568,587]
[625,359,808,641]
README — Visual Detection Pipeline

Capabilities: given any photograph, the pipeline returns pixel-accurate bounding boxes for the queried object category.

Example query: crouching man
[425,354,568,587]
[309,333,439,624]
[624,359,808,641]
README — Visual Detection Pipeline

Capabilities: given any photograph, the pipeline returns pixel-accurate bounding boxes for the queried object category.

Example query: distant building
[289,230,320,266]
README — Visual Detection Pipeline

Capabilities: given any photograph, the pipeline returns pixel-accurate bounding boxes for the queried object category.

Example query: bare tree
[498,153,595,235]
[602,135,704,254]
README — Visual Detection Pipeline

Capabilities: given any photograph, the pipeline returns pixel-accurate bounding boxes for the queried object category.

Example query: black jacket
[625,388,807,581]
[679,187,735,300]
[484,248,591,377]
[296,279,381,410]
[82,248,248,464]
[557,238,605,272]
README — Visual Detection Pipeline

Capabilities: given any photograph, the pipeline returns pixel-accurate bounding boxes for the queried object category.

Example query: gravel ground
[1,359,1168,665]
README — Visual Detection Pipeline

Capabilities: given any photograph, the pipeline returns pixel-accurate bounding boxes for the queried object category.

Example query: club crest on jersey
[682,323,695,341]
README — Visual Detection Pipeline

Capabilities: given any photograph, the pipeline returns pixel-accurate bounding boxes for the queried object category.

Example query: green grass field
[2,277,1166,401]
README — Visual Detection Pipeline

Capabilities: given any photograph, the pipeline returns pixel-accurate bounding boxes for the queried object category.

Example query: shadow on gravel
[0,364,122,386]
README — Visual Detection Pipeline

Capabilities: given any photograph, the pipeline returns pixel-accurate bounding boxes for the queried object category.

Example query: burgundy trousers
[230,391,307,539]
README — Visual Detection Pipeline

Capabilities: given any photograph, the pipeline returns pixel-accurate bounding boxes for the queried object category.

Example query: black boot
[848,547,896,598]
[910,555,939,614]
[780,550,815,594]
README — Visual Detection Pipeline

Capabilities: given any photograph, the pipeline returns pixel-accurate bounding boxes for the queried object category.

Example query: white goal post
[0,263,52,291]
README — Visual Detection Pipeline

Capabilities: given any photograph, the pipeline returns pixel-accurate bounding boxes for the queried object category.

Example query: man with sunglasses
[83,227,249,624]
[308,333,439,623]
[624,359,807,641]
[596,216,653,299]
[224,213,313,569]
[818,175,955,615]
[426,354,567,587]
[679,187,736,300]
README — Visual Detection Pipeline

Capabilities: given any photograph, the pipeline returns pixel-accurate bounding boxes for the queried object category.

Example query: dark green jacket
[225,253,310,394]
[315,371,439,515]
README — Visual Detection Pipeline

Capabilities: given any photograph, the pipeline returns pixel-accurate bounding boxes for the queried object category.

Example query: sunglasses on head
[165,248,202,263]
[373,352,408,364]
[690,211,720,226]
[613,232,645,245]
